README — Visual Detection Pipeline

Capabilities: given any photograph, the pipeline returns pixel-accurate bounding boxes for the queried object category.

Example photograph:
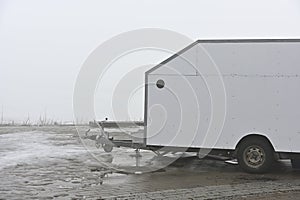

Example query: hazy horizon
[1,0,300,123]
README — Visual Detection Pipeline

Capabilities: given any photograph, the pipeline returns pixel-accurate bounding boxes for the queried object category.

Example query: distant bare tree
[22,113,31,126]
[38,114,46,126]
[1,105,3,125]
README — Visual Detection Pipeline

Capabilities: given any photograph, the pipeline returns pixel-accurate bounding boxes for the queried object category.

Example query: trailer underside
[85,120,300,162]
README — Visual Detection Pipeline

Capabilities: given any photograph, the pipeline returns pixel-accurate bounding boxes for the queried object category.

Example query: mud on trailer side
[86,39,300,173]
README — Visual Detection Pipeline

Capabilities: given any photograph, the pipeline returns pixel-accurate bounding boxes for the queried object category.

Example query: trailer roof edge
[145,41,199,75]
[146,38,300,75]
[196,39,300,43]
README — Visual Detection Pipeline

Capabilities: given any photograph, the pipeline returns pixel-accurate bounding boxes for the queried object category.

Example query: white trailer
[90,39,300,173]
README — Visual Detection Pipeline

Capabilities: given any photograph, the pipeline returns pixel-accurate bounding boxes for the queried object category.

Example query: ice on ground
[0,131,85,170]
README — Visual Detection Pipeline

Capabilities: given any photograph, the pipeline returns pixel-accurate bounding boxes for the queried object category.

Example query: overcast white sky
[0,0,300,123]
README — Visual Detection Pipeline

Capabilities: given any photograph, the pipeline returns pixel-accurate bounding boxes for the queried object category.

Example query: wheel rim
[243,145,265,168]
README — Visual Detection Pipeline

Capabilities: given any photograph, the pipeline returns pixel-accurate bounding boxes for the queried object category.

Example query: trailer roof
[146,38,300,75]
[196,39,300,43]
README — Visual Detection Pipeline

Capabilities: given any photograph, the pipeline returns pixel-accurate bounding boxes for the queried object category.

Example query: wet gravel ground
[0,126,300,199]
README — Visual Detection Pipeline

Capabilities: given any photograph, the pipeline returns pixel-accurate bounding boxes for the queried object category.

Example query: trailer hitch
[95,135,114,152]
[84,122,115,153]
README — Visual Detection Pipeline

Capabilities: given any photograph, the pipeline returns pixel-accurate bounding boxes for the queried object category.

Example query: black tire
[291,159,300,169]
[237,138,275,173]
[103,143,113,153]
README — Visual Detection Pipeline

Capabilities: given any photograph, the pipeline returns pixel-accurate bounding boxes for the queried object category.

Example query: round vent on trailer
[156,79,165,89]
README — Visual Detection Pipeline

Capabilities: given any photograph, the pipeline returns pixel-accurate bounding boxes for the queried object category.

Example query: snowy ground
[0,126,300,199]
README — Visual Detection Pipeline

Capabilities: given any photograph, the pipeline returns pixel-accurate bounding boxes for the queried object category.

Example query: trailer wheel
[291,159,300,169]
[103,143,113,153]
[237,138,274,173]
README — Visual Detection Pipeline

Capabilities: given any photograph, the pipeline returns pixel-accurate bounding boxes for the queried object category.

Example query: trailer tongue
[84,120,234,159]
[85,121,146,152]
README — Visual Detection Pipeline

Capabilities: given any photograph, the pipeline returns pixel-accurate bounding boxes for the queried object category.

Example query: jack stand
[133,148,142,167]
